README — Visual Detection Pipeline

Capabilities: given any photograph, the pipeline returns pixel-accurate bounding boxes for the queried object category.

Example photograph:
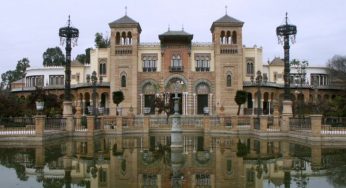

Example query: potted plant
[112,91,124,115]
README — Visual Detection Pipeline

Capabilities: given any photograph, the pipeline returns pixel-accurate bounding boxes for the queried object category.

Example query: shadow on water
[0,135,346,187]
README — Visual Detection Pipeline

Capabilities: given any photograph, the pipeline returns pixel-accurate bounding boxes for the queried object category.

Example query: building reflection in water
[1,135,346,188]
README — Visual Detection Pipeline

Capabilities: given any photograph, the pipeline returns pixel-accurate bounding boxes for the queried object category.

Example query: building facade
[11,13,344,116]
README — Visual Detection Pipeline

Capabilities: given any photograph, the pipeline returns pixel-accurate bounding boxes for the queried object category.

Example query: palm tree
[234,90,247,115]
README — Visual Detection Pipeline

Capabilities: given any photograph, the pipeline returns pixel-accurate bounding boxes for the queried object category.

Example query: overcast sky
[1,0,345,77]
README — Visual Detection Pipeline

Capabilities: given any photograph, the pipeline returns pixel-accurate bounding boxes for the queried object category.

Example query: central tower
[211,13,244,114]
[109,14,142,115]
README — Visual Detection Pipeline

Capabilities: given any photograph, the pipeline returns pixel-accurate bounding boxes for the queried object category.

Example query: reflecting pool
[0,135,346,188]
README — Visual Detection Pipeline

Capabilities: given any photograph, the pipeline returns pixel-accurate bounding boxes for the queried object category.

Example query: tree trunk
[237,105,241,115]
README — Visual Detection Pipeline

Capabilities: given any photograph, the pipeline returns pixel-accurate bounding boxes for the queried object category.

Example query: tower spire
[225,5,228,15]
[125,6,127,15]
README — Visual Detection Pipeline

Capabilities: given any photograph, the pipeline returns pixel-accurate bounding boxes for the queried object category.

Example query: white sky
[0,0,345,77]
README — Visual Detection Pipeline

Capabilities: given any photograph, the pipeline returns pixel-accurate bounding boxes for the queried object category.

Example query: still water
[0,135,345,188]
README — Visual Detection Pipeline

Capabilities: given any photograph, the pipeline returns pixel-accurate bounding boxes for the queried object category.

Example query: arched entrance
[196,83,210,114]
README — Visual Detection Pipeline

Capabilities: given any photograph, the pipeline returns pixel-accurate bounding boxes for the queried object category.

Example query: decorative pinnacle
[225,5,228,15]
[168,24,170,31]
[125,6,127,15]
[285,12,288,25]
[68,15,71,27]
[182,24,184,31]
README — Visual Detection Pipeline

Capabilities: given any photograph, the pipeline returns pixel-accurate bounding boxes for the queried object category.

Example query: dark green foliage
[236,140,249,157]
[1,58,30,90]
[324,96,346,117]
[42,47,65,66]
[0,91,26,117]
[112,91,124,106]
[327,55,346,87]
[95,33,110,48]
[234,90,248,115]
[76,48,92,64]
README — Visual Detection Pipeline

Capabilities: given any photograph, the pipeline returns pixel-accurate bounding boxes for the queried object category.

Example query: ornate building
[11,13,344,116]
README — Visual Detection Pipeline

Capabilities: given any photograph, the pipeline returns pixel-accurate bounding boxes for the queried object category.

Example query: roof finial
[168,24,170,31]
[285,12,288,24]
[182,24,184,31]
[225,5,228,15]
[125,6,127,16]
[68,15,71,27]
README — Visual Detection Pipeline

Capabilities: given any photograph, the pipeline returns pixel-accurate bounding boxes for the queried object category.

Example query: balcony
[195,67,210,72]
[169,66,184,72]
[143,67,157,72]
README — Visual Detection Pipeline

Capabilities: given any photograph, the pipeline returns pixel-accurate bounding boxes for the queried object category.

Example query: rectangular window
[195,53,210,72]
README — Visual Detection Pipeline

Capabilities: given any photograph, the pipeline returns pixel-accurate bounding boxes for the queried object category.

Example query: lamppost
[295,62,307,118]
[59,16,79,116]
[276,13,297,101]
[91,71,98,128]
[251,71,267,127]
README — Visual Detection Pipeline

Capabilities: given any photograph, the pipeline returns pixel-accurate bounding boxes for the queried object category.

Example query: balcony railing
[169,66,184,72]
[195,67,210,72]
[143,67,157,72]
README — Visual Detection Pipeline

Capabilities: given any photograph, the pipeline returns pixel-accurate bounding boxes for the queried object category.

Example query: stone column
[268,100,271,115]
[182,92,185,115]
[35,115,46,137]
[311,114,322,138]
[281,100,293,132]
[231,116,238,130]
[140,94,143,115]
[252,99,255,115]
[35,145,45,169]
[193,93,196,115]
[143,116,149,133]
[87,116,95,136]
[260,115,268,132]
[116,116,123,134]
[311,145,322,170]
[209,93,213,115]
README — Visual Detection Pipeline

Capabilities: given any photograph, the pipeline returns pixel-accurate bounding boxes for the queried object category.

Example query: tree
[95,33,110,48]
[112,91,124,115]
[42,47,65,66]
[291,59,309,84]
[1,58,30,90]
[327,55,346,87]
[0,91,26,117]
[234,90,247,115]
[76,48,92,64]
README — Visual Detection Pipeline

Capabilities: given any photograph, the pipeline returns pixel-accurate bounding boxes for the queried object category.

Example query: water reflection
[0,136,346,187]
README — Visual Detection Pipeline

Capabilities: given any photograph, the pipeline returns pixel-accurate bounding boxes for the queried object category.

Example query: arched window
[220,31,225,44]
[99,61,107,75]
[227,74,232,87]
[226,31,231,44]
[232,31,237,44]
[127,32,132,45]
[121,32,126,45]
[116,32,121,45]
[121,75,126,87]
[171,55,182,72]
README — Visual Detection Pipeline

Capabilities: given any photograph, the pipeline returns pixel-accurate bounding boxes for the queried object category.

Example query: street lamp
[251,71,267,129]
[91,71,98,127]
[276,12,297,101]
[59,15,79,116]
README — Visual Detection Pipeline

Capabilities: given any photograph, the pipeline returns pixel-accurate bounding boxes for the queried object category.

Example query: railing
[0,117,35,128]
[209,116,220,127]
[321,125,346,135]
[150,117,171,128]
[289,117,311,131]
[103,116,117,130]
[253,117,260,130]
[0,126,35,135]
[169,66,184,72]
[45,118,66,130]
[74,116,87,131]
[323,117,346,127]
